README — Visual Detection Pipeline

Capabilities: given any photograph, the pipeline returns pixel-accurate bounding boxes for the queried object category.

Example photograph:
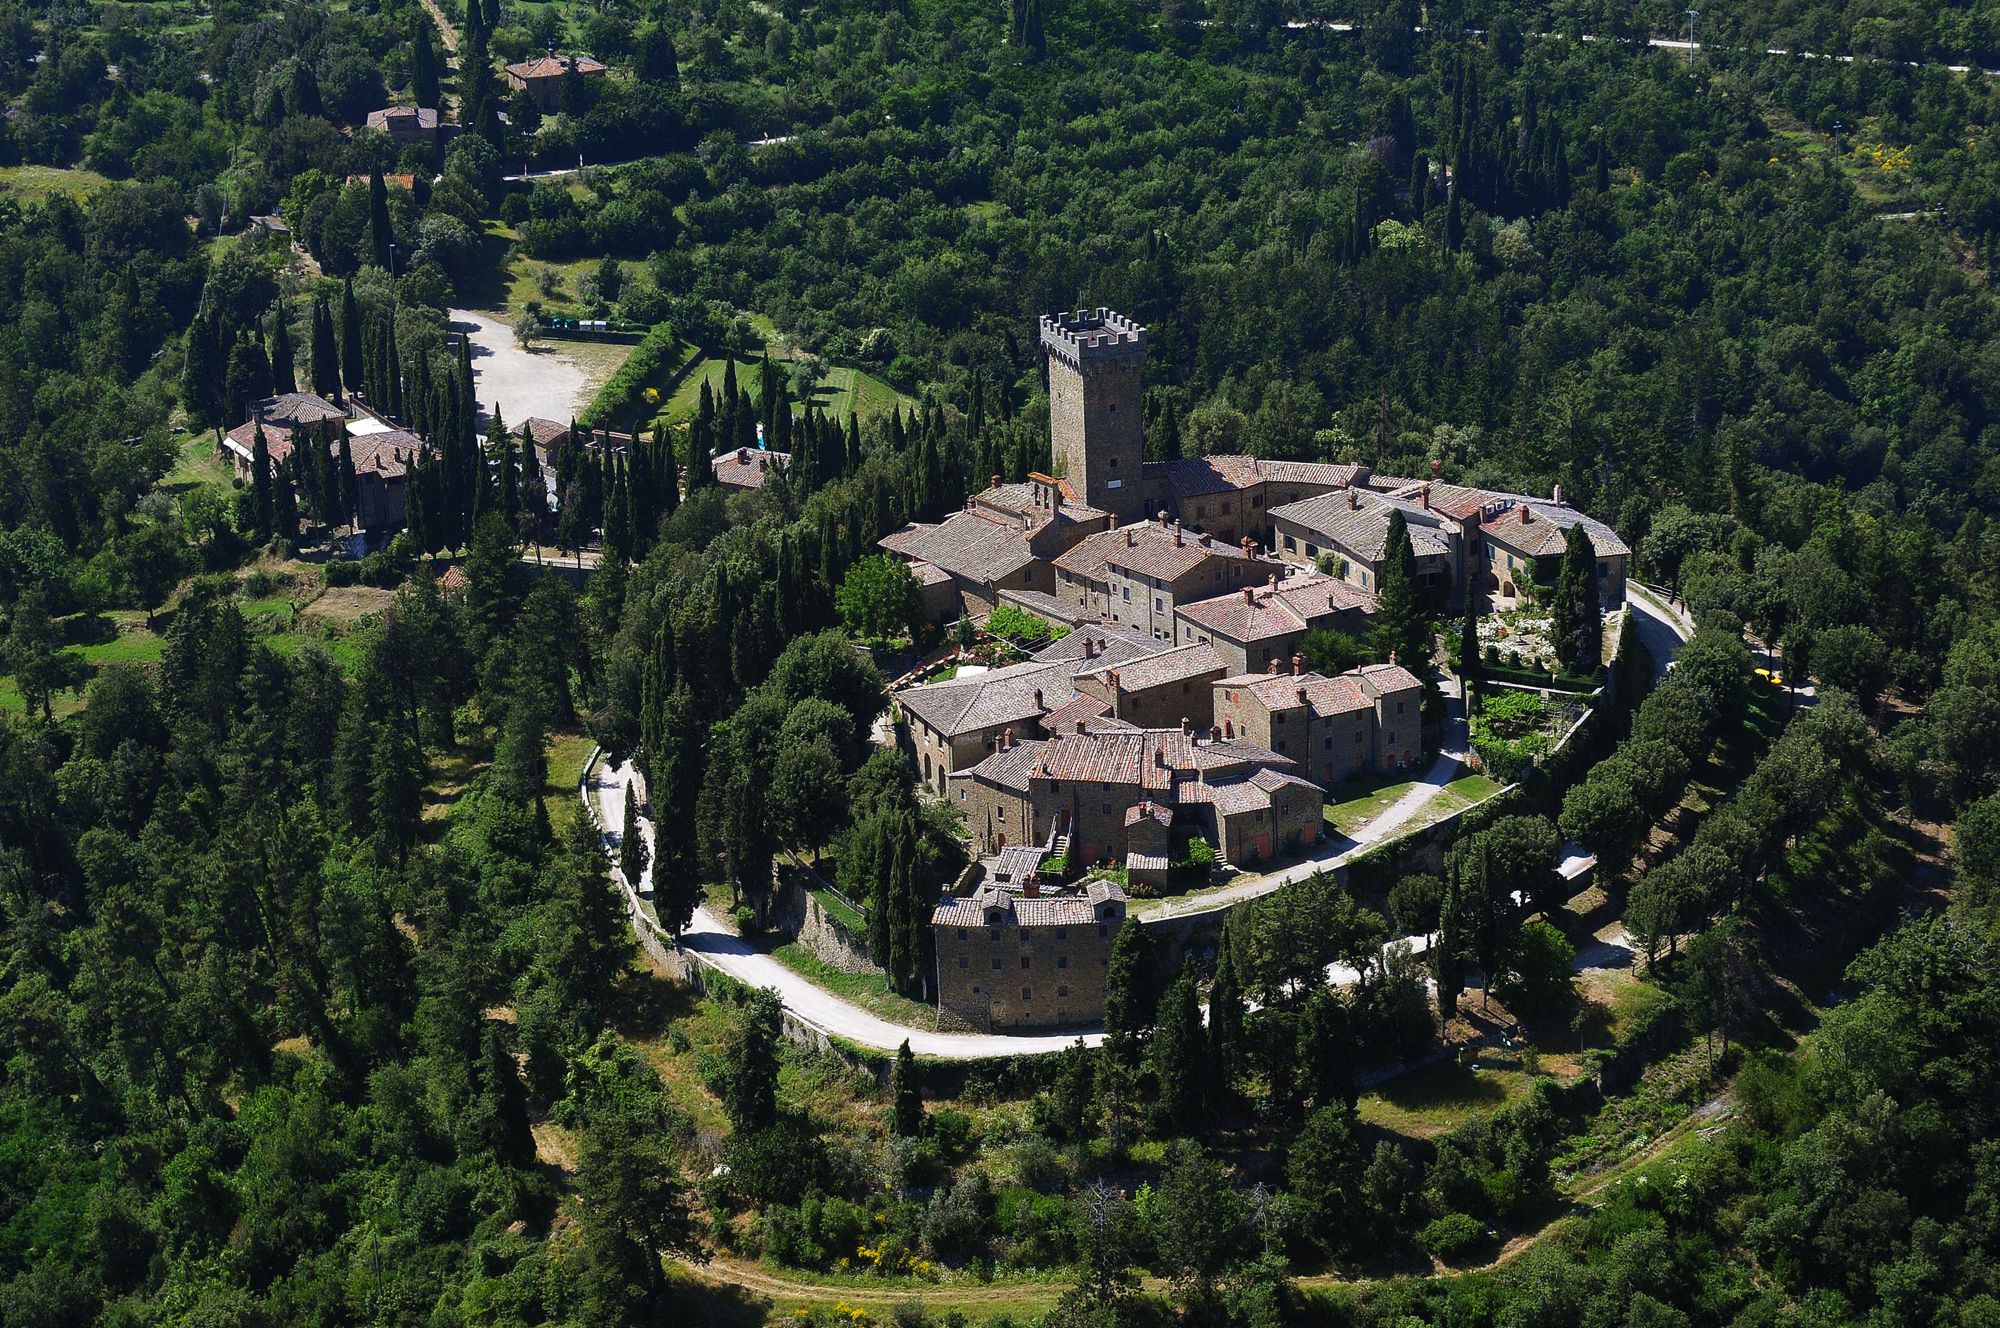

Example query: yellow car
[1754,667,1785,687]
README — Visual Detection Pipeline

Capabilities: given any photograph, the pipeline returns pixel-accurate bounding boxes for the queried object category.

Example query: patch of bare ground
[532,1121,578,1172]
[303,584,397,627]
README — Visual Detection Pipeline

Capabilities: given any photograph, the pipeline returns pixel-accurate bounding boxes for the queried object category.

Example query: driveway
[587,754,1104,1058]
[451,309,593,429]
[1625,583,1693,684]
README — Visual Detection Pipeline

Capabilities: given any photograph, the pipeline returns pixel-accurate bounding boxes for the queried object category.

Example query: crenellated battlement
[1039,309,1146,370]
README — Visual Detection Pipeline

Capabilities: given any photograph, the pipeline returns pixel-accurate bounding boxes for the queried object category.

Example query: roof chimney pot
[1552,483,1564,506]
[1075,719,1087,734]
[1348,490,1358,509]
[1292,654,1304,675]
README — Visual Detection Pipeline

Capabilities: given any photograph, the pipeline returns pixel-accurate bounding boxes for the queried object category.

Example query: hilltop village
[863,310,1631,1032]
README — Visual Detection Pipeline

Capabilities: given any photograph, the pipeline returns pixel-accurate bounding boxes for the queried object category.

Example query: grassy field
[1402,772,1506,832]
[164,434,238,499]
[1357,1048,1540,1138]
[664,354,914,427]
[1325,776,1421,836]
[0,164,112,203]
[544,730,598,834]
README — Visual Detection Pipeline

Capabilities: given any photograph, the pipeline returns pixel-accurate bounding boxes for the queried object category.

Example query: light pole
[1683,8,1699,63]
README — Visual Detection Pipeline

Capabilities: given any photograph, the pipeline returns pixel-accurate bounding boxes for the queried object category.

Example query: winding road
[586,588,1690,1060]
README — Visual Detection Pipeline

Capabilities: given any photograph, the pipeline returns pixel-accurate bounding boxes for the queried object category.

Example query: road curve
[587,753,1106,1057]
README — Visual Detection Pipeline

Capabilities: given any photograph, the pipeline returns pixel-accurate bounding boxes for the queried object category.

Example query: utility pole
[1684,8,1700,64]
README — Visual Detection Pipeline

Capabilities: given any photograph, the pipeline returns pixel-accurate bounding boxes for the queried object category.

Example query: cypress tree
[655,422,679,516]
[620,782,649,891]
[368,166,393,271]
[890,1040,923,1137]
[1553,521,1601,673]
[1208,941,1245,1102]
[1150,970,1210,1137]
[413,21,440,110]
[250,424,274,538]
[180,307,227,431]
[269,302,297,395]
[1370,509,1431,674]
[1103,921,1159,1064]
[1459,596,1482,710]
[273,456,300,544]
[340,280,364,396]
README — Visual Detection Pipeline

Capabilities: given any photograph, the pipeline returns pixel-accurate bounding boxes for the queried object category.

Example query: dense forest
[4,1,2000,1327]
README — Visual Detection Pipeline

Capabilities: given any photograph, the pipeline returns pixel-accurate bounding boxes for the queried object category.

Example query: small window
[1101,803,1112,815]
[991,956,1002,970]
[1058,985,1069,998]
[1283,534,1296,552]
[958,954,969,969]
[1387,731,1396,745]
[1306,543,1319,557]
[1122,586,1131,601]
[1397,701,1405,714]
[1154,597,1163,613]
[1022,986,1032,1000]
[1058,955,1069,969]
[1021,954,1031,969]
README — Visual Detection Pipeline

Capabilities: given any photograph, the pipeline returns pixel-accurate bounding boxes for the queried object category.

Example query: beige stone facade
[1042,311,1146,521]
[933,881,1127,1032]
[1213,661,1424,788]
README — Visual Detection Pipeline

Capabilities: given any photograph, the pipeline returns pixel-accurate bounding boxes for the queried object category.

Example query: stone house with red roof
[505,52,607,111]
[1173,570,1375,676]
[932,879,1128,1032]
[1212,659,1424,788]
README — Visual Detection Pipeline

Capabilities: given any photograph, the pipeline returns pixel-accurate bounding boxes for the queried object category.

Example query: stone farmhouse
[1212,659,1424,788]
[932,879,1128,1032]
[222,392,424,531]
[1052,514,1270,640]
[879,473,1113,616]
[1269,486,1455,597]
[364,105,441,147]
[713,446,792,493]
[1173,570,1376,676]
[504,52,607,112]
[948,722,1323,870]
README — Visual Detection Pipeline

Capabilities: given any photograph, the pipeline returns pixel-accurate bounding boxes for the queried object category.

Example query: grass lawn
[1401,772,1506,833]
[544,729,598,834]
[1325,776,1420,836]
[164,434,237,499]
[1357,1049,1539,1139]
[664,354,913,428]
[768,941,939,1031]
[0,164,111,203]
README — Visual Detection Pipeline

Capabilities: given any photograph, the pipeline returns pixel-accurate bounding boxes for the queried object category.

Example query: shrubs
[577,321,688,428]
[1418,1212,1486,1258]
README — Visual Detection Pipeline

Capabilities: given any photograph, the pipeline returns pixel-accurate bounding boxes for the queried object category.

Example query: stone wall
[774,879,882,977]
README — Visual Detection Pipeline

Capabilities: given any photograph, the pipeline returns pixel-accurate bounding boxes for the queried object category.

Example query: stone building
[1173,570,1375,676]
[1070,641,1227,730]
[364,105,441,146]
[947,723,1322,868]
[713,446,791,492]
[1212,659,1425,788]
[504,52,607,112]
[1269,486,1456,598]
[1041,309,1147,520]
[880,475,1112,617]
[932,880,1127,1032]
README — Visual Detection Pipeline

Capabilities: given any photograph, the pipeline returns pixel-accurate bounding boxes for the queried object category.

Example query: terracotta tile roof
[934,891,1101,928]
[1175,571,1374,643]
[349,430,424,479]
[1218,662,1422,717]
[437,565,469,591]
[713,447,790,489]
[974,480,1108,527]
[367,106,440,131]
[1249,767,1322,795]
[908,560,952,587]
[521,417,571,447]
[952,737,1048,793]
[1102,521,1259,583]
[506,53,607,80]
[1145,454,1264,499]
[1268,489,1452,563]
[1255,460,1372,487]
[1478,499,1630,559]
[251,392,345,428]
[1039,693,1113,734]
[880,510,1037,588]
[1031,625,1159,665]
[1125,800,1173,827]
[897,658,1068,737]
[1075,641,1225,694]
[1029,729,1291,789]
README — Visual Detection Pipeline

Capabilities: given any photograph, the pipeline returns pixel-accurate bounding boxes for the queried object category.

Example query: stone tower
[1040,308,1146,520]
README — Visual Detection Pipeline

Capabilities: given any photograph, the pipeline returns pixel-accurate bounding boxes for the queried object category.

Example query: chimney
[1180,716,1191,735]
[1520,505,1531,525]
[1002,727,1013,750]
[1201,533,1212,547]
[737,448,749,463]
[1348,490,1359,509]
[1292,654,1304,676]
[991,473,1002,490]
[1389,650,1399,666]
[1084,637,1096,659]
[1154,746,1166,768]
[1033,689,1044,710]
[1023,877,1039,898]
[1297,687,1308,704]
[1158,509,1170,527]
[1267,657,1281,674]
[1552,483,1564,506]
[1126,528,1135,546]
[1242,586,1255,604]
[1175,525,1183,547]
[1075,719,1087,734]
[1422,484,1431,510]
